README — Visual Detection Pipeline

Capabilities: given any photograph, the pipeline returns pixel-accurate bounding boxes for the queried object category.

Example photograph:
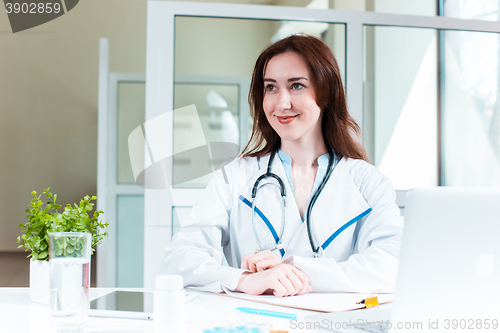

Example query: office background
[1,0,499,287]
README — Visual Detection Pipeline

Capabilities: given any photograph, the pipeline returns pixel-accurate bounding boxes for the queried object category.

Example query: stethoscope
[250,149,337,258]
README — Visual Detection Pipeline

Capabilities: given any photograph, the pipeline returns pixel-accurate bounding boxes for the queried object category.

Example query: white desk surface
[0,287,385,333]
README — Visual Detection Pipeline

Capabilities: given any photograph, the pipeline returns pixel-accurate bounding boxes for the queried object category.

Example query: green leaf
[20,188,108,259]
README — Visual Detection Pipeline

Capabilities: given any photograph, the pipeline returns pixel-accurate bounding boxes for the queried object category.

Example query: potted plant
[17,188,108,304]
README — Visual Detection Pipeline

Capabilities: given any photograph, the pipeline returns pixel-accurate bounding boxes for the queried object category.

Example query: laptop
[306,187,500,332]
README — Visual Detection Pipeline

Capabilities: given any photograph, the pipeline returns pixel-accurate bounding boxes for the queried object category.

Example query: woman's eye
[291,83,304,90]
[264,84,276,92]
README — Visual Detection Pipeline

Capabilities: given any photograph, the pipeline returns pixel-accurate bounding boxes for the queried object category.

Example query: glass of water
[49,232,91,333]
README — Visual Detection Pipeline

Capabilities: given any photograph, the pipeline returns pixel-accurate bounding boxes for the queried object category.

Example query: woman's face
[262,51,323,145]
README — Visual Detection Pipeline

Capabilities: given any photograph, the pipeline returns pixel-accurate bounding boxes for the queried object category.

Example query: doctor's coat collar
[276,149,333,205]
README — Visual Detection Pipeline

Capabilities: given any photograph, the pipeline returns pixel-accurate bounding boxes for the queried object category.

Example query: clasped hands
[234,250,313,297]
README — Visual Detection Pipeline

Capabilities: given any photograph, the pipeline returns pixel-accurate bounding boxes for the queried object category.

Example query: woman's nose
[276,91,291,111]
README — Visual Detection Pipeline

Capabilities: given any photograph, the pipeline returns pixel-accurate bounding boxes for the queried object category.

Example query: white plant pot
[30,260,50,305]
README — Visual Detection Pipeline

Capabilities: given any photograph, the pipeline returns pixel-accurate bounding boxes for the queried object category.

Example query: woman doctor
[160,34,403,297]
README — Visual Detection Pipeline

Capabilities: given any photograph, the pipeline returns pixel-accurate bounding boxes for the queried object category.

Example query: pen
[236,307,298,319]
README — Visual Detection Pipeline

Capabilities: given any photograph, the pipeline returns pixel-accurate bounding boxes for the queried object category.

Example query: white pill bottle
[154,275,185,333]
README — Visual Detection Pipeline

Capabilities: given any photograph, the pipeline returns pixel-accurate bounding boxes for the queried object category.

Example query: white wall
[0,0,148,251]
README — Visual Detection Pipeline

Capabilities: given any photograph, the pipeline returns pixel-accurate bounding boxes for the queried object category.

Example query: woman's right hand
[235,264,313,297]
[241,250,282,272]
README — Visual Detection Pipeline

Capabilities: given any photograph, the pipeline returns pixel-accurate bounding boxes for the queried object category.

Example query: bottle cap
[156,274,183,291]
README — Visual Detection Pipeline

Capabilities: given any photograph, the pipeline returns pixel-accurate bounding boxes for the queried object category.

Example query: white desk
[0,288,355,333]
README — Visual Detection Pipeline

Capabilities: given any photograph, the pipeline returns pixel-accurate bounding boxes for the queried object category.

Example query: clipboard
[220,287,393,313]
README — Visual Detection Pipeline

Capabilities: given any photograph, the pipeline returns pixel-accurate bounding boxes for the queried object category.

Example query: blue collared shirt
[277,149,336,222]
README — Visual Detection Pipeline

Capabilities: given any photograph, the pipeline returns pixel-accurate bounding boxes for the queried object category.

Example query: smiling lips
[276,115,298,124]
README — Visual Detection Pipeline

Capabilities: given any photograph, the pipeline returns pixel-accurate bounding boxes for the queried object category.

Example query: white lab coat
[160,153,403,293]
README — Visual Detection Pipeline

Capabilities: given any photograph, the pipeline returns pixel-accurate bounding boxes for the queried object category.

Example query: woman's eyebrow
[288,77,309,82]
[263,77,309,82]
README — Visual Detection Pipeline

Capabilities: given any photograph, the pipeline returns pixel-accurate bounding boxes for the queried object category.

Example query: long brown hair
[241,34,368,162]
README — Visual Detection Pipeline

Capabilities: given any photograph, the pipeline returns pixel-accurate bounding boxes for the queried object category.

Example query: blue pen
[236,307,298,319]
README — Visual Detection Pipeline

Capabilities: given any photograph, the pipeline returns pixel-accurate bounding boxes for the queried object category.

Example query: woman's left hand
[235,264,312,297]
[241,250,283,272]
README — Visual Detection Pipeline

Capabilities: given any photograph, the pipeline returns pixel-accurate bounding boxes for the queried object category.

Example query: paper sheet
[185,290,201,303]
[220,287,394,313]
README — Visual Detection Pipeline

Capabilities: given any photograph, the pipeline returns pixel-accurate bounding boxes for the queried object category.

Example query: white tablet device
[90,290,155,320]
[89,290,199,320]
